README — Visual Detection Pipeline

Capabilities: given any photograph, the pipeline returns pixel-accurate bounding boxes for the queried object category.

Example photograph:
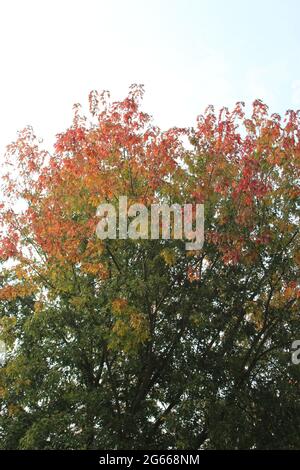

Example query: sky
[1,0,300,157]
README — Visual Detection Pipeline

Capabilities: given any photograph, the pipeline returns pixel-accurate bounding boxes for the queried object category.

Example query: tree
[0,86,299,449]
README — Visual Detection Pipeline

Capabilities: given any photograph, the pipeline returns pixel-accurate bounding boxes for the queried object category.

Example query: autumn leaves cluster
[0,85,299,339]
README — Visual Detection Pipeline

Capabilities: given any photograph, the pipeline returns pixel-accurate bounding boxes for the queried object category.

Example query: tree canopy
[0,86,299,449]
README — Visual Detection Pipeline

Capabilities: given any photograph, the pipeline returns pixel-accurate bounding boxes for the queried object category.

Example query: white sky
[1,0,300,157]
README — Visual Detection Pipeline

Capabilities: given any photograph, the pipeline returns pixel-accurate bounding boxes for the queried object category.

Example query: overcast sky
[1,0,300,156]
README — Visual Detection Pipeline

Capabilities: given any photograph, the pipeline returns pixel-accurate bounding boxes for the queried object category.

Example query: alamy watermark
[0,340,6,366]
[291,340,300,365]
[96,196,204,251]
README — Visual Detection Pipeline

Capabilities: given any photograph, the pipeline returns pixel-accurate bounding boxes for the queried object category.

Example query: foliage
[0,86,299,449]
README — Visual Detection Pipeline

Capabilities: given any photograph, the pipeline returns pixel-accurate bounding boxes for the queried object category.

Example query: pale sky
[1,0,300,157]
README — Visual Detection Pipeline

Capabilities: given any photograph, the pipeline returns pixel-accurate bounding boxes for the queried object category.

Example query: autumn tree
[0,86,299,449]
